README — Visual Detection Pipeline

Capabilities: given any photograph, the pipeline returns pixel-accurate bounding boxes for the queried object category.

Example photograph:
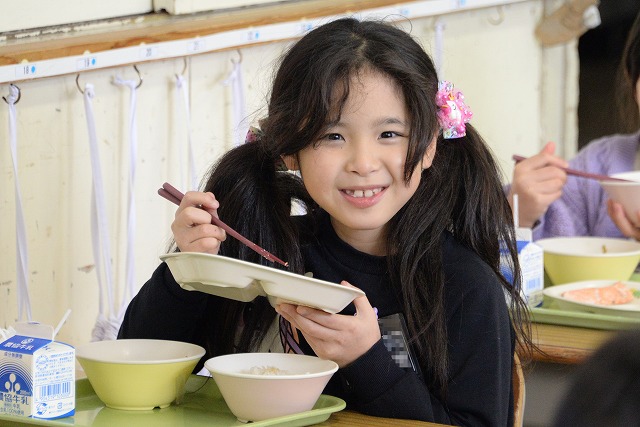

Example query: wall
[0,0,575,346]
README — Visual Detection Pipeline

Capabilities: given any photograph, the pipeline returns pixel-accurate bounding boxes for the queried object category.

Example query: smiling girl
[119,18,531,426]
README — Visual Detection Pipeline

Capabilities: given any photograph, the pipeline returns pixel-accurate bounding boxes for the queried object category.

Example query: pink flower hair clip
[436,81,473,139]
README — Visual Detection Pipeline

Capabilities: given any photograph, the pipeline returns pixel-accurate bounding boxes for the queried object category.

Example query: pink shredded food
[562,281,634,305]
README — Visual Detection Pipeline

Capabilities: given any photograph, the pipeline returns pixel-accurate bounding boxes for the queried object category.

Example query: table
[527,322,616,364]
[318,411,446,426]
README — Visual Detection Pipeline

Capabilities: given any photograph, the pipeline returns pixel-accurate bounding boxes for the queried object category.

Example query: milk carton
[0,322,75,419]
[501,228,544,307]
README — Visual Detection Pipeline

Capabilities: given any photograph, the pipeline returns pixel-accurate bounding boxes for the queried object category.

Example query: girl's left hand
[276,281,381,367]
[607,199,640,241]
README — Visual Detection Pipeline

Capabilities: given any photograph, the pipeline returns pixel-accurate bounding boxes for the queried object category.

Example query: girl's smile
[342,187,385,198]
[341,186,386,208]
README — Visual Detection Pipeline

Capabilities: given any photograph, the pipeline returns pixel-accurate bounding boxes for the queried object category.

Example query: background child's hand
[276,281,381,367]
[607,199,640,241]
[509,141,568,227]
[171,191,227,254]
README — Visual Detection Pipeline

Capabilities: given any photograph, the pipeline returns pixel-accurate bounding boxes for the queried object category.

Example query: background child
[119,17,531,425]
[507,9,640,240]
[552,328,640,427]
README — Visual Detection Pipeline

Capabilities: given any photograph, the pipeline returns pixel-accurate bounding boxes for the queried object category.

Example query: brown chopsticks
[512,155,631,183]
[158,182,289,267]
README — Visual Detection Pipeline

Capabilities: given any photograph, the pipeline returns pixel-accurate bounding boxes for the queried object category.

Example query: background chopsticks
[512,155,631,183]
[158,182,289,267]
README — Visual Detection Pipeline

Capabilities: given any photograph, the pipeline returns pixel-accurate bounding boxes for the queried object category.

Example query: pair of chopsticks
[512,155,630,182]
[158,182,288,267]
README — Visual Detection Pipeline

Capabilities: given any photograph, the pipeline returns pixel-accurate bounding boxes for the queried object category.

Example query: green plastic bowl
[537,237,640,285]
[76,339,205,410]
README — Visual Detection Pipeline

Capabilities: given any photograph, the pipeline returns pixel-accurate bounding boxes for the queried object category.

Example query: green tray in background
[0,375,346,427]
[531,270,640,330]
[530,299,640,330]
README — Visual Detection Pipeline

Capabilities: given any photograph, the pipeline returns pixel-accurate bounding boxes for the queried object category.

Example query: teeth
[345,188,382,198]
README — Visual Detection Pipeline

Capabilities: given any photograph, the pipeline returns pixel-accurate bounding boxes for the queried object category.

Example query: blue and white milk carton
[501,228,544,307]
[0,322,75,419]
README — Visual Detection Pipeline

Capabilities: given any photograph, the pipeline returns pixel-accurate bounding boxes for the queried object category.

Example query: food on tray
[561,281,635,305]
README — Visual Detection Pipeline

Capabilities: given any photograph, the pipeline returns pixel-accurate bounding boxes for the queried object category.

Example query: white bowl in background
[600,171,640,226]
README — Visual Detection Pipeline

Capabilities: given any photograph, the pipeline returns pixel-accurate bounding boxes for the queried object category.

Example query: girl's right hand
[509,141,568,228]
[171,191,227,254]
[276,282,381,368]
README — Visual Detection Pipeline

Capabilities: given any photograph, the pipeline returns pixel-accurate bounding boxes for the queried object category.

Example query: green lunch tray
[531,299,640,330]
[0,375,346,427]
[531,270,640,330]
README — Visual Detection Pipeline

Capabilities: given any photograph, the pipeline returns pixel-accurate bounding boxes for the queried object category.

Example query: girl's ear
[421,136,438,169]
[281,154,299,171]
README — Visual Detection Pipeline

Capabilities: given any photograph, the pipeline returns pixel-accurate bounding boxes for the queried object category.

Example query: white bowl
[205,353,338,422]
[536,236,640,285]
[75,339,205,410]
[600,171,640,226]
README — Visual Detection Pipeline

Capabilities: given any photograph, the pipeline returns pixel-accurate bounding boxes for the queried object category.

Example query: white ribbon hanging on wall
[5,84,32,322]
[82,83,119,341]
[112,73,139,326]
[223,54,248,147]
[175,63,198,191]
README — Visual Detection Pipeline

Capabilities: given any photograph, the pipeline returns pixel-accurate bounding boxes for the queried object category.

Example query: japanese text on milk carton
[0,323,75,419]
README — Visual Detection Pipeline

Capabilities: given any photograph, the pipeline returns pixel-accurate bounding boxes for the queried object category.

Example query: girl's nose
[345,140,380,175]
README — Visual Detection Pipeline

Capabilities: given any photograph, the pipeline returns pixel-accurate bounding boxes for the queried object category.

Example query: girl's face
[284,69,436,255]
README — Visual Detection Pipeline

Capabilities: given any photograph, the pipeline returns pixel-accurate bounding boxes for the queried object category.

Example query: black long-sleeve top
[119,215,515,426]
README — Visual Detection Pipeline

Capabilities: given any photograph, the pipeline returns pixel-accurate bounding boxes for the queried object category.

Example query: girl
[507,9,640,240]
[119,18,531,426]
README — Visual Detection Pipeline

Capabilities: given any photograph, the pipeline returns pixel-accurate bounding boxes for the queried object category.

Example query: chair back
[513,352,525,427]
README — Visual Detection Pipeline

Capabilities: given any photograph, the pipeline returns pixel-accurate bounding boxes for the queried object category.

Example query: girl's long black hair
[198,17,531,395]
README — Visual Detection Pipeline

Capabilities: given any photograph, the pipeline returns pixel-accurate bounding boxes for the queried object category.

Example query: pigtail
[388,124,531,393]
[198,140,315,356]
[435,125,526,303]
[441,124,532,360]
[434,125,514,265]
[202,141,310,272]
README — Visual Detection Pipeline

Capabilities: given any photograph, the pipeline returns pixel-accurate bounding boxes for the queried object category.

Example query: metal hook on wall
[77,65,143,93]
[2,83,21,104]
[488,5,505,26]
[76,74,85,94]
[132,64,143,89]
[231,49,243,65]
[176,57,188,80]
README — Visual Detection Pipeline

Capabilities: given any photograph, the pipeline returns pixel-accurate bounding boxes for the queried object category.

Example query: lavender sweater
[530,132,640,240]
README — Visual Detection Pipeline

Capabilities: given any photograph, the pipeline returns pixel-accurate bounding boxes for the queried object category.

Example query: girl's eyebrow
[372,117,408,127]
[328,117,408,128]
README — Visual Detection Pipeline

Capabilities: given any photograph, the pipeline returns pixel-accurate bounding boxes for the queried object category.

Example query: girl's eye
[380,131,402,139]
[318,133,344,142]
